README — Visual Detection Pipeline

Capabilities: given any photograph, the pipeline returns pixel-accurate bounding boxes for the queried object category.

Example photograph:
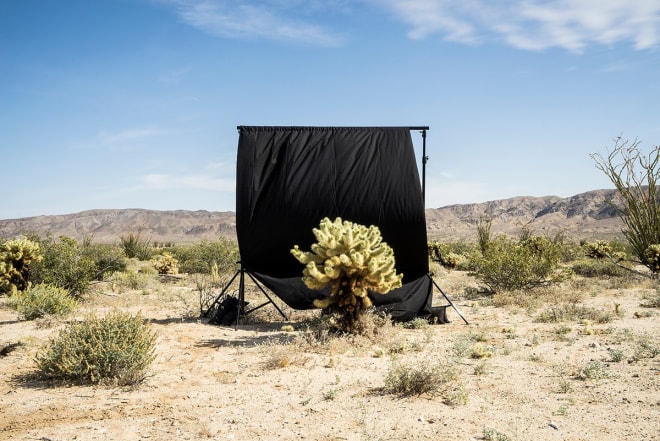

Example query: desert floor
[1,270,658,441]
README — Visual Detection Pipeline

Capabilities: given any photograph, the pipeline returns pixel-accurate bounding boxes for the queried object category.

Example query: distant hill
[0,189,624,244]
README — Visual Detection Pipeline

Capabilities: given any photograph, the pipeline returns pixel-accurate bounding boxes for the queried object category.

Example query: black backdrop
[235,126,432,320]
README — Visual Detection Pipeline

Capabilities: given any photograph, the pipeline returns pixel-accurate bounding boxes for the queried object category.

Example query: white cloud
[379,0,660,52]
[98,127,164,145]
[162,0,345,46]
[158,66,193,84]
[139,172,235,192]
[424,174,492,207]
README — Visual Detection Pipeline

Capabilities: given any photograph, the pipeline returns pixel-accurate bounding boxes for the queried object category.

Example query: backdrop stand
[427,274,469,325]
[204,262,289,328]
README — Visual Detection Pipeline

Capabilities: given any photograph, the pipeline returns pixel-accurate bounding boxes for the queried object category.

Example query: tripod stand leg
[428,274,469,325]
[245,272,288,320]
[207,263,288,327]
[204,269,241,318]
[235,267,246,330]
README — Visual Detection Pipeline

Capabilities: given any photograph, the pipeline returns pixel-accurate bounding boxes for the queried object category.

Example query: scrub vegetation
[1,139,659,438]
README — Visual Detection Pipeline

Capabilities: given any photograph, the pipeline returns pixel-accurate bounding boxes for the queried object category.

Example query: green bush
[30,235,96,298]
[558,238,586,263]
[119,229,153,260]
[428,241,473,270]
[384,361,465,404]
[35,310,156,385]
[9,283,78,320]
[110,270,152,291]
[83,243,127,280]
[469,235,570,293]
[571,258,629,278]
[0,237,43,295]
[173,238,239,274]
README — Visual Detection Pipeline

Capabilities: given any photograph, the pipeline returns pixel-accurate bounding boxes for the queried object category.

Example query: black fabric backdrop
[235,126,432,320]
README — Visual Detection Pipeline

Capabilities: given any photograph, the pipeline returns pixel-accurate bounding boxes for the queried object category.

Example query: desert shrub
[151,252,179,275]
[30,235,96,298]
[571,258,629,278]
[401,317,431,330]
[83,243,127,280]
[469,235,570,292]
[641,289,660,308]
[119,229,153,260]
[537,303,614,323]
[577,360,609,380]
[553,236,583,263]
[477,216,492,254]
[592,137,660,273]
[110,270,152,291]
[632,333,659,360]
[172,238,239,274]
[383,361,465,404]
[483,428,513,441]
[428,241,473,270]
[35,310,156,385]
[0,237,43,295]
[291,217,402,334]
[8,283,78,320]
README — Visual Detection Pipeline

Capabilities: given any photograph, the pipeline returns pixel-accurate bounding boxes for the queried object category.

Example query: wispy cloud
[140,172,235,191]
[137,160,236,192]
[379,0,660,52]
[98,127,165,145]
[158,66,193,84]
[162,0,346,46]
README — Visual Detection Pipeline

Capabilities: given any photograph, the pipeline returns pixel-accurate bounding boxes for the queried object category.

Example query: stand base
[427,273,469,325]
[205,265,288,327]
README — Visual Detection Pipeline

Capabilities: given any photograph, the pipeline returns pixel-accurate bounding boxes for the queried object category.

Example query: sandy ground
[0,271,658,441]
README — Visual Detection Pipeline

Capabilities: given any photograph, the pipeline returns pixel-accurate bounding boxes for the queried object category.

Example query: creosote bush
[35,310,157,385]
[8,283,78,320]
[30,235,96,298]
[469,235,570,293]
[384,361,465,404]
[571,258,629,278]
[173,238,239,275]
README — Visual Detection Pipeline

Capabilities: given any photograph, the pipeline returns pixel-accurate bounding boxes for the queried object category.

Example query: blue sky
[1,0,659,219]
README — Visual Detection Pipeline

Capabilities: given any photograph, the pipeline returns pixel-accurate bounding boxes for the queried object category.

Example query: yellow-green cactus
[151,252,179,275]
[291,217,402,332]
[643,244,660,273]
[0,238,43,294]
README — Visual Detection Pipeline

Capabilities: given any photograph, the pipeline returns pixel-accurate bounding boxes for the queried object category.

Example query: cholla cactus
[584,240,612,259]
[151,252,179,275]
[291,217,402,333]
[643,244,660,273]
[0,238,43,295]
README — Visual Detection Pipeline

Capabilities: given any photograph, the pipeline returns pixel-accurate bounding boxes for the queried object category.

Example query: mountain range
[0,189,624,244]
